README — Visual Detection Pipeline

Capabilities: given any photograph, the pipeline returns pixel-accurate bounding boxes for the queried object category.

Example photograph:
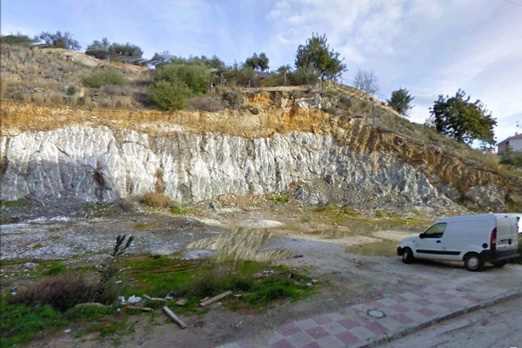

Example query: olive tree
[295,33,346,81]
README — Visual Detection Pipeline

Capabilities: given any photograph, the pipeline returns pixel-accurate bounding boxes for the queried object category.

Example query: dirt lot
[2,202,521,347]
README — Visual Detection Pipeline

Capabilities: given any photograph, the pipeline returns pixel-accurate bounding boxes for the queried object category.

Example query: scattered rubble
[162,306,187,329]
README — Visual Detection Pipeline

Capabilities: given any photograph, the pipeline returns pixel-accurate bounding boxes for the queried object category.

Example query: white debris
[127,295,142,304]
[23,262,37,270]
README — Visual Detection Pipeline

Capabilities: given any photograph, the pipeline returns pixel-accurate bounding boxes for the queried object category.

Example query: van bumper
[397,247,404,256]
[480,249,520,263]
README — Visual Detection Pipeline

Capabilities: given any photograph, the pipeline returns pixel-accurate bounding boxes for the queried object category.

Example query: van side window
[423,223,447,238]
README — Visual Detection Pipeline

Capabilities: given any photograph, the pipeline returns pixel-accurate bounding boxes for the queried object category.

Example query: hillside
[1,44,521,213]
[1,44,149,109]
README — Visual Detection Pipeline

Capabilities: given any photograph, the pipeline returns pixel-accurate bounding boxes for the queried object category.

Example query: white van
[397,214,520,271]
[507,213,522,234]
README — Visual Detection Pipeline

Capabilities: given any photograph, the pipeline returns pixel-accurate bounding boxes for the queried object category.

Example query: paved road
[220,276,519,348]
[383,296,522,348]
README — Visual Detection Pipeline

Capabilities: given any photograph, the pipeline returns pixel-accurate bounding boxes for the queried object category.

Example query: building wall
[499,138,522,154]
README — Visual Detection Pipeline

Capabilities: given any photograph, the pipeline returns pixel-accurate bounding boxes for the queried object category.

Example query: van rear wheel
[401,248,414,264]
[464,253,484,272]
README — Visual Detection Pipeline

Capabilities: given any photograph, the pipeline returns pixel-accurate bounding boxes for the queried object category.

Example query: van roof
[437,213,514,223]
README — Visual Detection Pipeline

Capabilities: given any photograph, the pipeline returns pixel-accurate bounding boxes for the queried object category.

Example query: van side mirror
[419,233,425,239]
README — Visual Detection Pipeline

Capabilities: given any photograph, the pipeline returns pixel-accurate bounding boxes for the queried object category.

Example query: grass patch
[79,315,134,341]
[170,203,190,215]
[65,303,114,321]
[0,298,67,348]
[309,205,430,233]
[41,261,67,276]
[133,222,161,230]
[346,239,398,257]
[119,256,313,311]
[81,202,121,218]
[0,198,29,209]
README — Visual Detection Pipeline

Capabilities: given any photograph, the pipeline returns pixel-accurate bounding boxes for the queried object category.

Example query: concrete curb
[361,290,522,348]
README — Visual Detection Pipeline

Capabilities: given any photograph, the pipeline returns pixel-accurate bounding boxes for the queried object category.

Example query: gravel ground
[0,213,223,260]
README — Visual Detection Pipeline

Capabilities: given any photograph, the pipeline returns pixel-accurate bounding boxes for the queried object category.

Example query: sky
[2,0,521,142]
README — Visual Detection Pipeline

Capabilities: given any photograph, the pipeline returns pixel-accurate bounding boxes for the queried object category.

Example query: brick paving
[219,283,511,348]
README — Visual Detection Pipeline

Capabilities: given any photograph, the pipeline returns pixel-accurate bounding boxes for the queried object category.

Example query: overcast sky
[2,0,521,142]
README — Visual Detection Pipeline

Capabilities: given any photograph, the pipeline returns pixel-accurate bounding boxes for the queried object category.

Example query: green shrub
[500,153,522,168]
[288,68,319,85]
[36,31,81,50]
[153,64,211,95]
[82,70,128,88]
[223,66,259,87]
[0,34,35,46]
[148,80,191,111]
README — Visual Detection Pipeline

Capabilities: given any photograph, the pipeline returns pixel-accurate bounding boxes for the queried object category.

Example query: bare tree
[353,70,378,95]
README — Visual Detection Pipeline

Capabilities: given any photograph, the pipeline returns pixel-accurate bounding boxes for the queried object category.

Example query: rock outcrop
[1,87,520,212]
[0,125,455,210]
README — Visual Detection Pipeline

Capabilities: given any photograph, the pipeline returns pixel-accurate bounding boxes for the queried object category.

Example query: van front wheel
[464,253,484,272]
[402,248,414,264]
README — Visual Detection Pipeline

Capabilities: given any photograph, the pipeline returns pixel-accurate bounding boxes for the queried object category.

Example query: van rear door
[495,215,518,251]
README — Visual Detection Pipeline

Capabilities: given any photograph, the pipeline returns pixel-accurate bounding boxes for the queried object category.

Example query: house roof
[499,133,522,145]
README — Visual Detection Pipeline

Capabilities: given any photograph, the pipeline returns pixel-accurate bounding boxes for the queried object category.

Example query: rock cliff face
[0,125,454,210]
[1,88,520,212]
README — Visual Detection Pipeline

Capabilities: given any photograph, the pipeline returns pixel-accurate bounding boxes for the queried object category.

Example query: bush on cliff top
[148,63,212,111]
[82,69,128,88]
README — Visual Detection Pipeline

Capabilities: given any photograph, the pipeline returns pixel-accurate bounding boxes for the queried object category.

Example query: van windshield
[422,223,447,238]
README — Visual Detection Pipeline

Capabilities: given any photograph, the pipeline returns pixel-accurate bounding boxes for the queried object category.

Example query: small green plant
[270,192,289,204]
[82,69,127,88]
[65,85,77,96]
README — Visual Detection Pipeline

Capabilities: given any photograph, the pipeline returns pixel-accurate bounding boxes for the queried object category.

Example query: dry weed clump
[188,228,290,262]
[141,191,171,208]
[187,95,225,112]
[10,274,98,311]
